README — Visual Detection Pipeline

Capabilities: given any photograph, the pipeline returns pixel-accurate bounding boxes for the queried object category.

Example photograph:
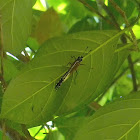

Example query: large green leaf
[0,0,32,55]
[74,92,140,140]
[1,30,129,126]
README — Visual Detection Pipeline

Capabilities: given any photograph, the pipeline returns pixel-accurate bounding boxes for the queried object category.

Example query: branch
[109,0,138,51]
[127,55,138,91]
[0,18,7,92]
[98,1,120,29]
[89,101,101,111]
[77,0,115,27]
[86,101,101,116]
[2,120,6,140]
[17,53,30,63]
[0,121,28,140]
[21,124,33,140]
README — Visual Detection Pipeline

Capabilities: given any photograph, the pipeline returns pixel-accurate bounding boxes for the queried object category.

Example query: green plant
[0,0,140,139]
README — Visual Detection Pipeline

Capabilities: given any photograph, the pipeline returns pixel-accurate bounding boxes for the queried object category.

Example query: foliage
[0,0,140,139]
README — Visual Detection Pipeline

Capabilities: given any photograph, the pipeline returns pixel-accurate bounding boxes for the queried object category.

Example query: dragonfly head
[55,78,63,90]
[77,56,83,62]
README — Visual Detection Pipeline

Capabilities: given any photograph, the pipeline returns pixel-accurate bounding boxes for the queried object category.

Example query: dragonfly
[55,47,91,90]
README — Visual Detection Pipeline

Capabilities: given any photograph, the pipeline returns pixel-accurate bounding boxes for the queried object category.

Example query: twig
[89,101,101,111]
[109,0,138,50]
[77,0,115,27]
[78,0,138,96]
[2,120,6,140]
[0,18,7,92]
[106,0,138,91]
[0,121,27,140]
[21,124,33,140]
[127,55,138,91]
[98,1,120,29]
[17,53,30,63]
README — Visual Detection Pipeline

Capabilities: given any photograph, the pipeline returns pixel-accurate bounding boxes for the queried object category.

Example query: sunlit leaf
[1,30,129,126]
[73,92,140,140]
[132,25,140,39]
[33,0,46,11]
[0,0,32,55]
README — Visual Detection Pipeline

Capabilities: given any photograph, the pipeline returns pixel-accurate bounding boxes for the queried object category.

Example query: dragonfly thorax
[77,56,83,62]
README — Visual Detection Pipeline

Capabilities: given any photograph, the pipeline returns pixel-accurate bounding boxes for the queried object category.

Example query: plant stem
[0,121,28,140]
[0,13,7,140]
[21,124,33,140]
[77,0,115,27]
[0,19,6,92]
[127,55,138,91]
[89,101,101,111]
[2,120,6,140]
[102,0,138,92]
[98,1,120,29]
[109,0,138,50]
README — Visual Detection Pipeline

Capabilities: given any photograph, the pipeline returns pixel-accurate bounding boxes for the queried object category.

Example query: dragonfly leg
[71,56,76,59]
[67,62,72,66]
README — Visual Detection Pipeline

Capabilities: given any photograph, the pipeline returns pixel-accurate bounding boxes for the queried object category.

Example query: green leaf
[27,37,39,51]
[0,0,32,55]
[73,92,140,140]
[3,59,19,81]
[68,16,98,33]
[1,30,128,126]
[33,0,46,11]
[55,116,85,140]
[55,105,93,140]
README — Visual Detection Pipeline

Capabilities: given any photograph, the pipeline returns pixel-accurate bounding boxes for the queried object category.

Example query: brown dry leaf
[32,8,64,44]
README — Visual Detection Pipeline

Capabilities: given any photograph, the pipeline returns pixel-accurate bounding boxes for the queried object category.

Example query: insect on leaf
[1,30,129,126]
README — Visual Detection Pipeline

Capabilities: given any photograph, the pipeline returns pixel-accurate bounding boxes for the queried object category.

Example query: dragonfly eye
[77,56,83,62]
